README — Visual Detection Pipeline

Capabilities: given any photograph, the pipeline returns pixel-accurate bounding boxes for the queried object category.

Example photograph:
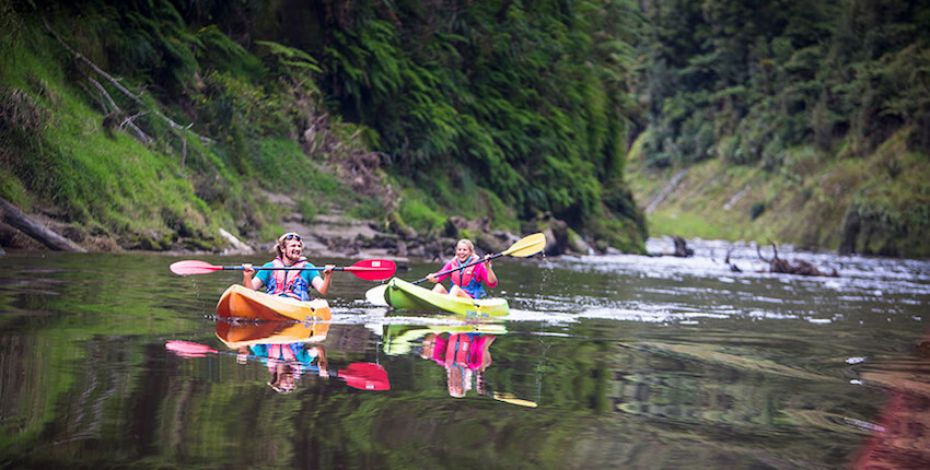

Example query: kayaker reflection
[427,239,498,299]
[241,232,334,300]
[420,332,495,398]
[238,342,329,393]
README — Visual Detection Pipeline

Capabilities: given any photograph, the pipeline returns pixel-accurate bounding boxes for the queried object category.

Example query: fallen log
[757,242,837,277]
[0,198,86,252]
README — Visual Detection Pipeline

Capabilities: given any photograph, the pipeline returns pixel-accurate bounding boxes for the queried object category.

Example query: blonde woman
[427,239,498,299]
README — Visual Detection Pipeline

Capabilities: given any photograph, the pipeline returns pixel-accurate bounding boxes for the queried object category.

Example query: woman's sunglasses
[281,233,302,242]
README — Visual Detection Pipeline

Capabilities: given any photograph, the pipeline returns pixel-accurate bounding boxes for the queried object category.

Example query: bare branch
[119,111,148,129]
[756,243,772,263]
[85,76,152,144]
[87,76,118,112]
[43,19,211,144]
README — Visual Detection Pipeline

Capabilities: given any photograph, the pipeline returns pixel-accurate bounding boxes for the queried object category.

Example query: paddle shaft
[412,253,503,285]
[165,340,389,390]
[167,341,338,376]
[224,266,382,272]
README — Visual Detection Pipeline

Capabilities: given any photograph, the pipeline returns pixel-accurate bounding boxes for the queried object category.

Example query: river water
[1,238,929,469]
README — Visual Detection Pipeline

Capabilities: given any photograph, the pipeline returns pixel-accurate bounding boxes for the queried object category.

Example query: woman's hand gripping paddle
[170,258,396,282]
[364,232,547,306]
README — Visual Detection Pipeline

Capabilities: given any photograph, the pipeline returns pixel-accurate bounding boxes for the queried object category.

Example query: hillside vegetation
[3,0,927,258]
[0,0,647,254]
[628,0,930,257]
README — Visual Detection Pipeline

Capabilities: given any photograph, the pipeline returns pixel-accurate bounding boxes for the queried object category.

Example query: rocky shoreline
[0,195,593,259]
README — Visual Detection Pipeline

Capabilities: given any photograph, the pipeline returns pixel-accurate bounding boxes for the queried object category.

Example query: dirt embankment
[0,192,587,260]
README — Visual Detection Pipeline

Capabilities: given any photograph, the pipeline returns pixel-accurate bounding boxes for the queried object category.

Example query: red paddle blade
[345,259,397,281]
[165,340,218,357]
[170,260,222,276]
[338,363,391,391]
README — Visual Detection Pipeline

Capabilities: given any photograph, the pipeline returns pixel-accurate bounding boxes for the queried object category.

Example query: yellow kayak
[215,284,332,322]
[383,277,509,317]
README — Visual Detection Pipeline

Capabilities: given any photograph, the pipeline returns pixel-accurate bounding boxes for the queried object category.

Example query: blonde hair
[456,239,475,255]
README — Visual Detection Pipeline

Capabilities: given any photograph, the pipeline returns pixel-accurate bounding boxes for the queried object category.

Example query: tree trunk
[0,198,86,252]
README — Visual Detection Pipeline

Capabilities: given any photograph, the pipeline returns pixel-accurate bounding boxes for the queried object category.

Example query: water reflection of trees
[2,317,922,468]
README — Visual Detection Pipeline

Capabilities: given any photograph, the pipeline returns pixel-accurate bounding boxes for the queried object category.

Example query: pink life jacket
[271,257,308,300]
[450,255,476,288]
[444,334,473,367]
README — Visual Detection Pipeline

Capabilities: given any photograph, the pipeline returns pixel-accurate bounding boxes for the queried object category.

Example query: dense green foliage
[631,0,930,256]
[175,0,649,247]
[3,0,926,255]
[0,0,648,253]
[0,0,370,249]
[641,0,930,167]
[317,1,640,221]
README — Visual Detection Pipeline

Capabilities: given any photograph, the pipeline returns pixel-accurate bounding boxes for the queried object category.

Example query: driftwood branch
[87,75,119,111]
[119,110,149,130]
[756,242,837,277]
[43,19,211,144]
[85,75,152,144]
[672,236,694,257]
[756,243,773,263]
[0,198,86,252]
[724,246,742,272]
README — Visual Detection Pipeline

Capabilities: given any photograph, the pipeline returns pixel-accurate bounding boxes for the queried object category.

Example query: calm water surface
[1,238,929,469]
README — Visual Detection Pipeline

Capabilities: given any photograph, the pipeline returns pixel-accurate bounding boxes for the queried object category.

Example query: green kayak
[382,277,510,317]
[383,323,508,355]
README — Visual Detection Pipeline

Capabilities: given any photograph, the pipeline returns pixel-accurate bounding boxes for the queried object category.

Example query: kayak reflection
[422,332,494,398]
[383,323,536,407]
[216,321,390,392]
[166,321,389,392]
[215,319,330,349]
[246,341,328,394]
[217,320,330,393]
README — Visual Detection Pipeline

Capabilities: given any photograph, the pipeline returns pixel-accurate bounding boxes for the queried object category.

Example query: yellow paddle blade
[501,232,546,258]
[493,392,538,408]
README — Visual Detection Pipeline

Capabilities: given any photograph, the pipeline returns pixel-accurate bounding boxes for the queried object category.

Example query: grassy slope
[627,129,930,257]
[1,25,222,248]
[0,21,368,251]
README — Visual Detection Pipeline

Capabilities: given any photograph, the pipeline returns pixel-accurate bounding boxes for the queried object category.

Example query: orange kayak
[215,284,332,322]
[215,320,329,349]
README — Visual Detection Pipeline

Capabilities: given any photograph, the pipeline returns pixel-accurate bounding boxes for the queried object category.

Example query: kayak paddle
[365,232,546,306]
[165,340,390,391]
[170,258,396,281]
[165,340,217,357]
[491,392,538,408]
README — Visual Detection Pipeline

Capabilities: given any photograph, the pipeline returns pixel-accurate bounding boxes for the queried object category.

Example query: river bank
[0,190,594,260]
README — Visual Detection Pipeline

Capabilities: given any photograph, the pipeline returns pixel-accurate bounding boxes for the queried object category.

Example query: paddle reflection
[166,320,389,392]
[384,322,536,407]
[216,320,390,392]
